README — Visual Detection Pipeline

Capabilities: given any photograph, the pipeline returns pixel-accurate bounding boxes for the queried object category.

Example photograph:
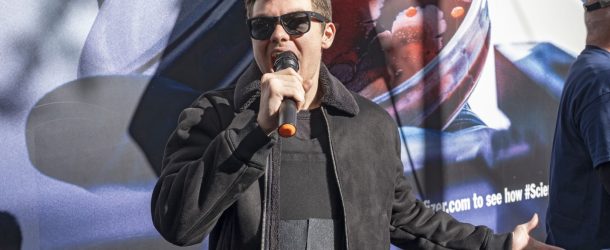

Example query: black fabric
[280,108,341,220]
[546,45,610,249]
[599,162,610,195]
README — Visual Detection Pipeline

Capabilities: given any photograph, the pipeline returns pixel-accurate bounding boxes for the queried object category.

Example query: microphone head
[273,51,299,72]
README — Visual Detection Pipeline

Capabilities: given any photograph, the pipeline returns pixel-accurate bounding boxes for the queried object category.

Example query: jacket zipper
[260,149,274,250]
[321,107,350,250]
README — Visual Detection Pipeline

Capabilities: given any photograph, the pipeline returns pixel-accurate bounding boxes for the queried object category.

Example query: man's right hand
[257,68,305,135]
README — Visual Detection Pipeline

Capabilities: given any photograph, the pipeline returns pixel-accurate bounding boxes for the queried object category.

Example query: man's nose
[270,23,289,42]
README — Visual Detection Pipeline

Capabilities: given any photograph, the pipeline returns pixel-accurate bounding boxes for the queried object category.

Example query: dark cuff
[226,112,276,170]
[483,231,512,250]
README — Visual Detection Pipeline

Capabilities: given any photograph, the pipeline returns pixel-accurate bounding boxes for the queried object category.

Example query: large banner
[0,0,581,249]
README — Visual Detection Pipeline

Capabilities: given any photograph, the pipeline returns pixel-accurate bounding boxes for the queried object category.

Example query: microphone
[273,51,299,138]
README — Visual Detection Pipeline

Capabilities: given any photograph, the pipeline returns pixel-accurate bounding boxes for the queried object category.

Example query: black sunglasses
[247,11,330,40]
[584,0,610,12]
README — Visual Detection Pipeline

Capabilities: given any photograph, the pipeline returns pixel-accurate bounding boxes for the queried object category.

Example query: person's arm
[387,126,512,249]
[597,162,610,194]
[151,92,275,246]
[389,171,513,249]
[387,126,562,249]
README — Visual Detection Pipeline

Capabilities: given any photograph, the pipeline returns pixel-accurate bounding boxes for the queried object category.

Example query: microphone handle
[278,99,297,137]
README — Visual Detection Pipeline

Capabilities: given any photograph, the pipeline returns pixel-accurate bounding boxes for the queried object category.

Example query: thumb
[525,213,539,231]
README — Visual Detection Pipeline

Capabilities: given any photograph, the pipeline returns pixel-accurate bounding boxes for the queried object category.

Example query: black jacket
[151,63,511,249]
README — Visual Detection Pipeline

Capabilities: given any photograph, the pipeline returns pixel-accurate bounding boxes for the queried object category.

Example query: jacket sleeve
[151,93,274,246]
[388,127,512,249]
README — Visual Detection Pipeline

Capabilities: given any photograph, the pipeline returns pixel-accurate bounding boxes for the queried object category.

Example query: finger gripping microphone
[273,51,299,137]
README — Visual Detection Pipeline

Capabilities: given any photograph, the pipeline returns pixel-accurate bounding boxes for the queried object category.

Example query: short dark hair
[244,0,332,21]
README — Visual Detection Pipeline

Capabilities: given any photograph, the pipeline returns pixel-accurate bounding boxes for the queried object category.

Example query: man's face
[251,0,334,88]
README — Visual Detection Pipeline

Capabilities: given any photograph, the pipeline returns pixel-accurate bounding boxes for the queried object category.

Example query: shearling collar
[234,61,359,116]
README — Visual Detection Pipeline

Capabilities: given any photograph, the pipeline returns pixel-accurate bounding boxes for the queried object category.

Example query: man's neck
[585,12,610,51]
[587,39,610,52]
[302,71,323,110]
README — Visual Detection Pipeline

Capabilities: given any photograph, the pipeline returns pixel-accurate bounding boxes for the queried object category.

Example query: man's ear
[321,22,336,49]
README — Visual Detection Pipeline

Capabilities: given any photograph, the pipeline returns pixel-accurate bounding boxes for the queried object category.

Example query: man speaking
[151,0,559,249]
